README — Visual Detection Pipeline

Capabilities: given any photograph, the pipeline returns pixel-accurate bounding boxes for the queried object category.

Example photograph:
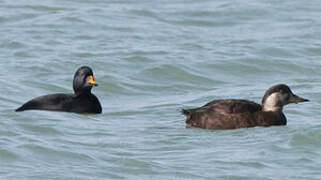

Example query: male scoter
[182,84,308,130]
[16,66,102,114]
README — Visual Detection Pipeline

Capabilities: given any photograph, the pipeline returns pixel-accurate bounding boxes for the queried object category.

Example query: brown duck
[182,84,309,130]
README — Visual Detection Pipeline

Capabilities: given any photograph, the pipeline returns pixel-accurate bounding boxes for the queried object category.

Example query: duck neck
[262,93,283,112]
[74,89,92,97]
[257,106,287,126]
[262,105,283,112]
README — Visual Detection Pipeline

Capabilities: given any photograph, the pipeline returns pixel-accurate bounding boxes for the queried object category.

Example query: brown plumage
[182,84,309,130]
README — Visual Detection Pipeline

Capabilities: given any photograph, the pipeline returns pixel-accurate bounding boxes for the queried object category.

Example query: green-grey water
[1,0,321,179]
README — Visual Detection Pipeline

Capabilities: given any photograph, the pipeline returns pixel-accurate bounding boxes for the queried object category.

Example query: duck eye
[279,89,283,93]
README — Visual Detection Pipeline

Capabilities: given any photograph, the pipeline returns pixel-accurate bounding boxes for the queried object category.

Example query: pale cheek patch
[263,93,281,111]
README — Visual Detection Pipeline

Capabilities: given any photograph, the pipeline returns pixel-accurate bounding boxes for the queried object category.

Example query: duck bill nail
[290,94,309,103]
[89,75,98,86]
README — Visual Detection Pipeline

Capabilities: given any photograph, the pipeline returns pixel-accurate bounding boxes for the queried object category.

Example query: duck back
[16,93,102,114]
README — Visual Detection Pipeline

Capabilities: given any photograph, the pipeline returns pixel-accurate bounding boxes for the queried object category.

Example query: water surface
[1,0,321,179]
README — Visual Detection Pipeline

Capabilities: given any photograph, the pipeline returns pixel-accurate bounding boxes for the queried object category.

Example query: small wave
[289,126,321,149]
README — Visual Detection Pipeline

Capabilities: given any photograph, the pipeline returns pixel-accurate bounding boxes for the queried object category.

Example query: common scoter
[16,66,102,114]
[182,84,308,130]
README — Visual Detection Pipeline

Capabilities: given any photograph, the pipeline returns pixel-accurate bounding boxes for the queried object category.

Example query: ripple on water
[289,126,321,149]
[1,0,321,179]
[0,149,20,162]
[133,64,224,87]
[20,143,96,162]
[0,41,26,49]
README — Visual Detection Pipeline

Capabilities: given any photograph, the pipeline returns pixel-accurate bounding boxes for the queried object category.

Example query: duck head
[73,66,98,95]
[261,84,309,112]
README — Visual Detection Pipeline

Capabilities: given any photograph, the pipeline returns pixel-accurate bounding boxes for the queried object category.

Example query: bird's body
[16,93,101,113]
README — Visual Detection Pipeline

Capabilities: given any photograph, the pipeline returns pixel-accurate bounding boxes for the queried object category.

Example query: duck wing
[203,99,261,114]
[182,99,262,129]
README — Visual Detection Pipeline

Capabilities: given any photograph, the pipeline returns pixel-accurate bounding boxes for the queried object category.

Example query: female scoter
[182,84,308,130]
[16,66,102,114]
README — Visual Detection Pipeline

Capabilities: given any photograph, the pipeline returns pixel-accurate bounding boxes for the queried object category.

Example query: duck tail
[15,106,24,112]
[181,109,191,115]
[181,108,193,120]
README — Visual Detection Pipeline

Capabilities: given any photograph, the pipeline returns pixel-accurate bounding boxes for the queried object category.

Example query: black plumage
[16,66,102,114]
